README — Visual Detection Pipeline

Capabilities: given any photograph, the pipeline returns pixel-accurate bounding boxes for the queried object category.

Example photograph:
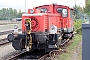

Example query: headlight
[64,28,67,31]
[51,25,55,30]
[14,24,18,33]
[30,9,34,14]
[50,24,57,34]
[14,25,18,29]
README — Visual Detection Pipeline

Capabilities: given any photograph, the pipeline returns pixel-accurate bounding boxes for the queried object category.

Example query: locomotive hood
[22,13,44,16]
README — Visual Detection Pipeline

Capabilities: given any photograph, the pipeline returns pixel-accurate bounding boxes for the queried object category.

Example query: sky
[0,0,85,12]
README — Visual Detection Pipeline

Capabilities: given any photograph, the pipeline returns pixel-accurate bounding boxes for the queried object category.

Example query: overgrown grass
[55,34,82,60]
[78,45,82,60]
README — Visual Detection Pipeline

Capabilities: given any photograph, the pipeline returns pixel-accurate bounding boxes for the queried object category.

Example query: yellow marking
[25,18,32,49]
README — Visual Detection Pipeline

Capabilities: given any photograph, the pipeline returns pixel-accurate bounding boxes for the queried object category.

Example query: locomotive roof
[35,4,73,9]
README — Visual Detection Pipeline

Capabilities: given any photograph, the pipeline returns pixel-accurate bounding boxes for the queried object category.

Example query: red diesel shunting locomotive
[7,4,74,52]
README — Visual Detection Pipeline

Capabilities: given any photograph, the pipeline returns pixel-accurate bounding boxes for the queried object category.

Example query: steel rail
[0,28,21,36]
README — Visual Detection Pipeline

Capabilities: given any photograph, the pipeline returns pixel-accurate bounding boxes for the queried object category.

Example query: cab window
[57,8,68,17]
[57,8,63,14]
[62,9,68,17]
[37,8,48,13]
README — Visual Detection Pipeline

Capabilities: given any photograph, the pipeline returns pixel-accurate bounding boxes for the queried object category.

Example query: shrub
[74,20,82,34]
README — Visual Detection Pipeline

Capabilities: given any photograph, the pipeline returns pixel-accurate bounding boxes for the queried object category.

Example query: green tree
[0,8,22,20]
[73,5,84,19]
[16,9,22,18]
[84,0,90,16]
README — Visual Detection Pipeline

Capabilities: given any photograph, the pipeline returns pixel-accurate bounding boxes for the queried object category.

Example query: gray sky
[0,0,85,12]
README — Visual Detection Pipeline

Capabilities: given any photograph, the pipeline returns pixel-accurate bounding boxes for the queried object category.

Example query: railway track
[0,38,9,45]
[5,50,27,60]
[0,22,21,25]
[0,29,21,45]
[5,40,73,60]
[6,50,49,60]
[0,28,21,36]
[5,49,67,60]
